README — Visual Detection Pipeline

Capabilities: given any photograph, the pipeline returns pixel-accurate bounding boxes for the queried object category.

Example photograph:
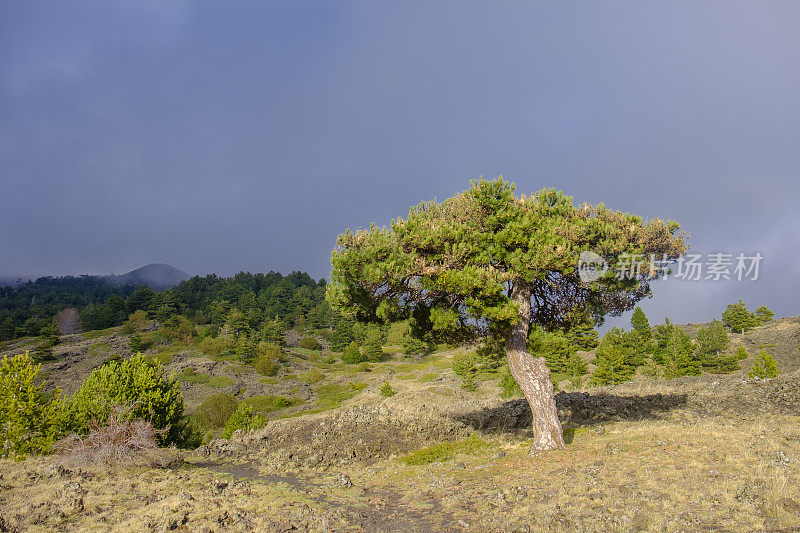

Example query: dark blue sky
[2,1,799,326]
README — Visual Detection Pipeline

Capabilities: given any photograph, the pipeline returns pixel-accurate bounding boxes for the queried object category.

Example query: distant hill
[107,263,190,290]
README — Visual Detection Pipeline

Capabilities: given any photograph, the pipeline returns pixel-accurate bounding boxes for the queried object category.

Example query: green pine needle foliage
[342,342,365,364]
[0,352,67,459]
[222,404,267,439]
[631,307,651,339]
[66,355,185,445]
[722,300,758,333]
[380,381,395,397]
[327,178,686,366]
[748,349,779,379]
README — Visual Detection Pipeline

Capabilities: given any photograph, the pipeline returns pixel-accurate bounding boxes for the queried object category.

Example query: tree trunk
[506,278,566,454]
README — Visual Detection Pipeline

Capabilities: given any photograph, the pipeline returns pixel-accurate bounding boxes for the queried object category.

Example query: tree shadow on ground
[455,391,688,440]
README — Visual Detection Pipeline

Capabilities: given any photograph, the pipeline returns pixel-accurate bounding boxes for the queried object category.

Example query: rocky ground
[2,318,800,531]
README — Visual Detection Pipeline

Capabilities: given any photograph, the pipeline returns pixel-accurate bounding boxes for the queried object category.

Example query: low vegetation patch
[298,336,321,350]
[399,434,488,465]
[88,341,111,355]
[299,369,325,384]
[208,375,235,388]
[196,335,235,358]
[253,343,281,376]
[222,404,267,439]
[195,393,238,429]
[176,368,211,385]
[81,327,118,340]
[241,395,303,414]
[315,382,367,410]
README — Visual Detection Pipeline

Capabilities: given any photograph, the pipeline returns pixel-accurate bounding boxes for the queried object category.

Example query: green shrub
[196,335,235,357]
[260,318,285,346]
[234,336,258,363]
[695,320,730,365]
[598,327,649,370]
[34,320,60,361]
[452,351,480,377]
[401,335,431,356]
[380,381,395,397]
[499,366,524,398]
[67,355,184,445]
[461,374,478,391]
[329,313,354,351]
[591,344,635,385]
[150,347,177,366]
[710,353,741,373]
[222,404,267,439]
[399,434,487,465]
[722,300,758,333]
[195,393,238,428]
[298,336,321,350]
[121,310,150,334]
[253,342,282,376]
[364,337,383,362]
[754,305,775,324]
[640,359,661,379]
[241,394,297,413]
[451,339,505,388]
[0,352,66,459]
[386,320,411,346]
[734,345,749,360]
[653,321,700,378]
[342,342,365,364]
[129,333,152,353]
[161,315,196,343]
[475,336,506,370]
[630,306,651,339]
[34,341,55,362]
[748,349,779,379]
[529,326,587,376]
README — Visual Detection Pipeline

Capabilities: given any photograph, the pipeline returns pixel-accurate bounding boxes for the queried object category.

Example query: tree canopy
[328,178,687,341]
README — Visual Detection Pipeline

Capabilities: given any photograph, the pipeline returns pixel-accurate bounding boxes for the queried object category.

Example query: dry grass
[55,413,174,468]
[3,401,800,531]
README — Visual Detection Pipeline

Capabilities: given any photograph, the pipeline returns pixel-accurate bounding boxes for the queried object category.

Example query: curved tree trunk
[506,279,565,454]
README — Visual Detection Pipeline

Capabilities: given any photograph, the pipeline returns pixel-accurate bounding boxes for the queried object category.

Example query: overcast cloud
[1,1,799,327]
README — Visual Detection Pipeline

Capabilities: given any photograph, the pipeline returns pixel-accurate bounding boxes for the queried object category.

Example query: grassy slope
[2,317,800,531]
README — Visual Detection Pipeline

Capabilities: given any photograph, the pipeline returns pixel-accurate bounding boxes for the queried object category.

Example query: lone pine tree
[327,178,686,453]
[631,306,651,339]
[722,300,758,334]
